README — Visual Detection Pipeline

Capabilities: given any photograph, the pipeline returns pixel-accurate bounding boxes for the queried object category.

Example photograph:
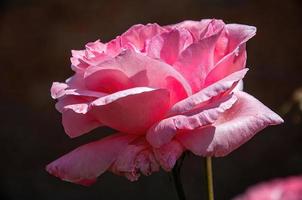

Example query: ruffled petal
[90,87,170,134]
[51,82,68,99]
[70,50,89,71]
[169,68,248,115]
[46,133,137,186]
[51,74,107,100]
[153,140,184,171]
[204,25,256,86]
[70,40,107,71]
[120,23,165,51]
[147,94,237,147]
[168,19,221,41]
[110,138,160,181]
[177,91,283,157]
[147,29,193,65]
[204,43,247,87]
[226,24,256,52]
[70,39,123,72]
[173,20,225,92]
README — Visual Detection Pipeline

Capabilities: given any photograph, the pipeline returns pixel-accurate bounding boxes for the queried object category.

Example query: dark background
[1,0,302,199]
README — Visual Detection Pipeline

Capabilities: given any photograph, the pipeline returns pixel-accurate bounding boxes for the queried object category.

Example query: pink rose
[233,176,302,200]
[47,19,283,185]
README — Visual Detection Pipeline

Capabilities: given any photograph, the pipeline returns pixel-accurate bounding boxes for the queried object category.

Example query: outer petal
[153,140,184,171]
[135,149,159,177]
[61,109,100,138]
[54,94,102,138]
[51,75,107,138]
[225,24,257,53]
[147,94,237,148]
[110,143,147,179]
[51,82,68,99]
[51,74,107,100]
[169,68,248,115]
[90,87,171,134]
[110,138,160,181]
[70,50,89,71]
[46,133,137,186]
[85,50,192,104]
[177,91,283,157]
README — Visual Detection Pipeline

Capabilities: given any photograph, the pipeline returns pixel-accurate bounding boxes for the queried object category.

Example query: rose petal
[226,24,257,52]
[168,19,222,42]
[51,74,106,100]
[85,50,192,104]
[204,43,247,87]
[110,143,147,175]
[121,23,165,51]
[169,68,248,115]
[62,109,101,138]
[173,21,225,92]
[46,133,137,186]
[153,140,184,171]
[51,82,68,99]
[233,176,302,200]
[90,87,170,134]
[84,68,133,93]
[54,94,102,138]
[204,24,256,86]
[70,40,112,71]
[177,91,283,157]
[70,38,125,72]
[53,87,103,138]
[147,94,237,147]
[70,50,89,71]
[199,19,226,39]
[135,149,159,176]
[110,138,160,181]
[147,29,193,65]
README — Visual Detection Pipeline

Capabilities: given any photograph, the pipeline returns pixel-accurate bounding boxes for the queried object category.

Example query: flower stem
[172,155,186,200]
[205,157,215,200]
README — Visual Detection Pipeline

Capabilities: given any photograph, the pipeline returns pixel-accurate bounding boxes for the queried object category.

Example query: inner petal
[85,68,132,93]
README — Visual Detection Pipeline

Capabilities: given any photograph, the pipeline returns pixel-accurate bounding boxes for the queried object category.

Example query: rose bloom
[47,19,283,185]
[233,176,302,200]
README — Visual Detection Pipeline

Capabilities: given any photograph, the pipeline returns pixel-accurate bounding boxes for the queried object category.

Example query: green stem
[172,155,186,200]
[205,157,215,200]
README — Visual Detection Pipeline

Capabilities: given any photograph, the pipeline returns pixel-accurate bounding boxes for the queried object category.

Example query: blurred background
[1,0,302,199]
